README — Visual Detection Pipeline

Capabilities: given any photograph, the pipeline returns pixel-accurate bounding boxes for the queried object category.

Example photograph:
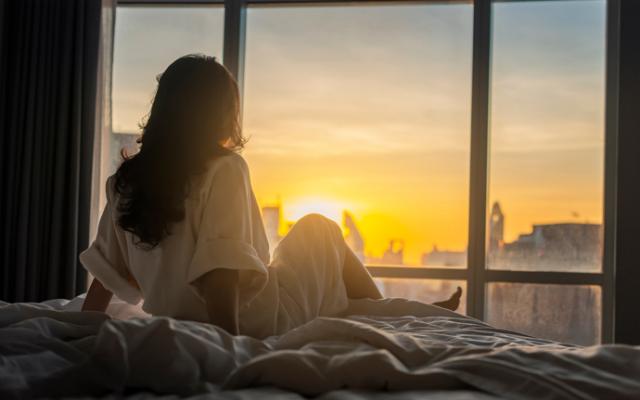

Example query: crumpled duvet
[1,297,639,399]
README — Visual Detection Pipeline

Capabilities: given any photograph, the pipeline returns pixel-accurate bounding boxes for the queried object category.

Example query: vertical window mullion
[467,0,491,320]
[602,0,620,344]
[223,0,247,92]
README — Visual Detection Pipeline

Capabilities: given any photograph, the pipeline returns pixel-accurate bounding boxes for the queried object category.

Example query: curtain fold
[0,0,104,301]
[90,0,116,241]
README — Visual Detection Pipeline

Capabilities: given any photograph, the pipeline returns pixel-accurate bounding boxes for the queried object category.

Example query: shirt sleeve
[79,178,142,305]
[186,155,269,305]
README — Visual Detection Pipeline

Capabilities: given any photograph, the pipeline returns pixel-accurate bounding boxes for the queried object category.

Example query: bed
[1,296,639,399]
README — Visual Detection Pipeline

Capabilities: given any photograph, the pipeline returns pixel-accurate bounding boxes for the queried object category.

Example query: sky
[112,1,606,266]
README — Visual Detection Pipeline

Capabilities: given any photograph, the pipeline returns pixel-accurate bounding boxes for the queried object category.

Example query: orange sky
[112,2,606,266]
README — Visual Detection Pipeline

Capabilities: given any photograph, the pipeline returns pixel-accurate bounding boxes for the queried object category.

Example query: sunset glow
[283,197,349,226]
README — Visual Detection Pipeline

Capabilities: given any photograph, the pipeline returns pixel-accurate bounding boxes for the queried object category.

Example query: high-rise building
[487,202,602,270]
[343,211,365,262]
[380,239,404,265]
[422,246,467,267]
[500,223,601,269]
[489,201,505,252]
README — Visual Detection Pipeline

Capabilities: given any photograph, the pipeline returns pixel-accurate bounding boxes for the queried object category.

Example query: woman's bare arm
[82,279,113,312]
[193,269,240,335]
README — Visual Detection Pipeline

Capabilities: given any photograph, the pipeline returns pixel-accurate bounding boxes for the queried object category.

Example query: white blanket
[1,297,639,399]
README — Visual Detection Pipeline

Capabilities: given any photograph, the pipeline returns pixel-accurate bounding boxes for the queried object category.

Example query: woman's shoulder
[194,152,250,195]
[215,151,248,170]
[204,151,249,178]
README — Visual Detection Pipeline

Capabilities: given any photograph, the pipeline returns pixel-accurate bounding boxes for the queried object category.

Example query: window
[109,0,616,345]
[487,0,605,273]
[242,2,473,307]
[483,0,607,345]
[486,283,601,345]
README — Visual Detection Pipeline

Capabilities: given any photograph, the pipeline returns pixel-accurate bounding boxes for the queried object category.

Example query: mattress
[1,296,639,399]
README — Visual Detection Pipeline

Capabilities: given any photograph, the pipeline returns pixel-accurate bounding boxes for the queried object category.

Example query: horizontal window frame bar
[117,0,583,4]
[368,265,603,286]
[117,0,225,4]
[367,266,468,280]
[240,0,469,4]
[116,0,468,5]
[484,270,603,286]
[247,0,584,4]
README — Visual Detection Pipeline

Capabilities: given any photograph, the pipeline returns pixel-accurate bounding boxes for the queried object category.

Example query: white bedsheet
[1,297,639,399]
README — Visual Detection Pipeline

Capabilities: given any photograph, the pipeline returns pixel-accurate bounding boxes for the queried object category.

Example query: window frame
[114,0,619,343]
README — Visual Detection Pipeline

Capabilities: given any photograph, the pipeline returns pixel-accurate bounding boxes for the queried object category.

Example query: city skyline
[259,196,601,268]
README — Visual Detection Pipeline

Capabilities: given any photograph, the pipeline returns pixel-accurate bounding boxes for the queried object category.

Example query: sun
[284,197,347,225]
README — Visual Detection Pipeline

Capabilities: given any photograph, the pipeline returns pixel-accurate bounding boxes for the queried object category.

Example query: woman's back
[81,153,273,327]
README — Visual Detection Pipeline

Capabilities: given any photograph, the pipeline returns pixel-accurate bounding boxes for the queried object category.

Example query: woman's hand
[193,269,240,335]
[82,279,113,312]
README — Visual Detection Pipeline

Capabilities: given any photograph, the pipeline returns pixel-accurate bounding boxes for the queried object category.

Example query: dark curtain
[0,0,102,301]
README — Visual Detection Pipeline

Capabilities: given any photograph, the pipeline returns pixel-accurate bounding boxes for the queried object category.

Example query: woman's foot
[433,286,463,311]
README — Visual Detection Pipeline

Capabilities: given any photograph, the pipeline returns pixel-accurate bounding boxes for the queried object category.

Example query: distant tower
[489,202,504,252]
[382,239,404,265]
[343,211,365,262]
[262,205,282,253]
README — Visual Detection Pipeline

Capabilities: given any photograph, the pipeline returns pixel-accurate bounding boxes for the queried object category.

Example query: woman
[81,55,461,338]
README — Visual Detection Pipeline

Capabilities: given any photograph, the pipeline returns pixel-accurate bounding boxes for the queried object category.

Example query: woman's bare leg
[342,244,463,311]
[433,287,463,311]
[342,246,383,299]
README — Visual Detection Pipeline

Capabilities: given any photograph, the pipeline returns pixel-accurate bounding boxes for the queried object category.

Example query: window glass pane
[486,0,606,272]
[109,6,224,182]
[375,278,467,315]
[244,3,473,267]
[486,283,601,345]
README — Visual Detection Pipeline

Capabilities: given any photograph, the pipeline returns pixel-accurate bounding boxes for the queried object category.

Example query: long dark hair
[114,54,245,248]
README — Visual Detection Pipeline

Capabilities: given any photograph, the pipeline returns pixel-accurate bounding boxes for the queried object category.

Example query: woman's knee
[292,214,343,240]
[274,213,344,263]
[296,213,339,230]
